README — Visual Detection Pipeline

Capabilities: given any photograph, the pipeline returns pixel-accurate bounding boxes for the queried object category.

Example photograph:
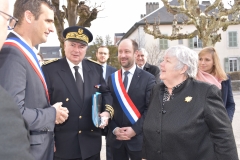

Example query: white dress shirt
[121,64,136,92]
[102,63,107,80]
[66,58,84,82]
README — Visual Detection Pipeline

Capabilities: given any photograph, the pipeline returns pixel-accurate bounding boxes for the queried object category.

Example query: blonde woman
[197,47,235,122]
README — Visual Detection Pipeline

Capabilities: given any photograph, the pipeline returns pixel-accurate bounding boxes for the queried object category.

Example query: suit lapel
[81,60,92,106]
[128,67,141,96]
[57,58,82,107]
[143,63,150,71]
[105,66,110,80]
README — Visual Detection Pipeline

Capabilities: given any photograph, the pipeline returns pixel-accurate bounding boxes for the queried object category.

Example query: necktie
[123,71,130,89]
[73,66,84,100]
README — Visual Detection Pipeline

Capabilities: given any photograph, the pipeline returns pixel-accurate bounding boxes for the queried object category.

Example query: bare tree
[146,44,163,66]
[144,0,240,47]
[52,0,102,56]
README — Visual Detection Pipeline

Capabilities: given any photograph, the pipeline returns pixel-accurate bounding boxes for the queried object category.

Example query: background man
[0,0,69,159]
[136,48,161,83]
[0,1,34,159]
[96,46,117,160]
[42,26,113,160]
[107,39,156,160]
[96,46,117,83]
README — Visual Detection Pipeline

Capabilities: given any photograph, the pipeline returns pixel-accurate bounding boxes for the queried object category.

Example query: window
[228,31,238,47]
[229,58,238,72]
[189,36,202,49]
[159,35,168,50]
[224,57,240,72]
[178,39,183,44]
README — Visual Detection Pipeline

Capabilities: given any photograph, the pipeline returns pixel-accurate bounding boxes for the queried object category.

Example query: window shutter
[164,39,168,49]
[188,38,193,49]
[224,58,229,72]
[237,57,240,71]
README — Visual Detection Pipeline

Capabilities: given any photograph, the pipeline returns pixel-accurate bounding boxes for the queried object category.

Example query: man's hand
[99,111,110,129]
[53,102,69,124]
[114,127,136,140]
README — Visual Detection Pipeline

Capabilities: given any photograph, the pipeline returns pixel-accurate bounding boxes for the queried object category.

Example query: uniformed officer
[42,26,113,160]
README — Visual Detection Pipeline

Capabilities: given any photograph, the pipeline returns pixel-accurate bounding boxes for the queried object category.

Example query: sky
[9,0,231,47]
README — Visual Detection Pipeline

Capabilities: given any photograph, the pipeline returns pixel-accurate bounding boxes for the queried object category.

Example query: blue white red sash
[111,70,141,124]
[4,37,50,102]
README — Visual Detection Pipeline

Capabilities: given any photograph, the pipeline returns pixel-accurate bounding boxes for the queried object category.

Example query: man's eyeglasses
[0,11,18,30]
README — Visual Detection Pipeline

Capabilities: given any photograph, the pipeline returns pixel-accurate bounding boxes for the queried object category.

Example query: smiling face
[118,39,136,70]
[135,50,147,67]
[96,47,109,64]
[64,40,87,65]
[198,52,214,74]
[31,3,54,45]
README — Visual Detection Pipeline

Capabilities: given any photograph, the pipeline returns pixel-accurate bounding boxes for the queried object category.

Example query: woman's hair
[164,45,198,78]
[198,47,227,81]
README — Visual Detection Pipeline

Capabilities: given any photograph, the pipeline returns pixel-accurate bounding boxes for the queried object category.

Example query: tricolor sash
[111,70,141,124]
[4,37,50,102]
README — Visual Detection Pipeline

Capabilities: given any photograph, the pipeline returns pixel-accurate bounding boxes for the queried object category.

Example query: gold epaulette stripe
[43,58,59,65]
[105,104,114,119]
[87,58,101,65]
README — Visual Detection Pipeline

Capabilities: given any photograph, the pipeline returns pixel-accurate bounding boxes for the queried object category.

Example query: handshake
[52,102,69,124]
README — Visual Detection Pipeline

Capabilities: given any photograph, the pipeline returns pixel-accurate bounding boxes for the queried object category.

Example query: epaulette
[87,58,101,65]
[43,58,59,65]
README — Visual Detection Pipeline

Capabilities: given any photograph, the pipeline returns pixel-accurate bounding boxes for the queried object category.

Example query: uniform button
[162,110,167,114]
[156,130,160,134]
[79,130,81,134]
[157,150,161,154]
[66,98,69,101]
[79,116,82,119]
[91,130,93,132]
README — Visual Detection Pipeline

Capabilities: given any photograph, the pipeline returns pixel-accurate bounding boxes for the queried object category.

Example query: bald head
[0,1,9,49]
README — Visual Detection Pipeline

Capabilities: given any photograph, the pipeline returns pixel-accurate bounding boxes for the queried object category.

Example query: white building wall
[125,24,240,72]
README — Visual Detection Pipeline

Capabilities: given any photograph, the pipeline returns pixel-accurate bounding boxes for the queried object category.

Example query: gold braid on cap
[105,104,114,119]
[66,29,89,43]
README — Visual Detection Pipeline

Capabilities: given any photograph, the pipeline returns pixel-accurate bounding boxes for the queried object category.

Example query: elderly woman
[142,45,238,160]
[197,47,235,122]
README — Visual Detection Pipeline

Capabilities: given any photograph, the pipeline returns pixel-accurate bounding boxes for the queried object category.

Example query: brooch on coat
[185,96,192,102]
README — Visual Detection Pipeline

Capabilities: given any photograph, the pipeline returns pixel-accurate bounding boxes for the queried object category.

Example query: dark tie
[123,71,130,89]
[73,66,84,100]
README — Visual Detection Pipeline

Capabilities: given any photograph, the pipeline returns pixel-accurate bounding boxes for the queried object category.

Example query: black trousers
[111,141,141,160]
[54,153,100,160]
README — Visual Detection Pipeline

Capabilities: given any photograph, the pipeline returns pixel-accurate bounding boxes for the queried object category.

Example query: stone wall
[232,80,240,91]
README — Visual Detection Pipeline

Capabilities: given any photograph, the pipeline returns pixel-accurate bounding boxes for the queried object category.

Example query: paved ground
[100,91,240,159]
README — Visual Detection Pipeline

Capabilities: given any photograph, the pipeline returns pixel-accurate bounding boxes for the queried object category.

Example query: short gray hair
[138,48,148,56]
[164,45,198,78]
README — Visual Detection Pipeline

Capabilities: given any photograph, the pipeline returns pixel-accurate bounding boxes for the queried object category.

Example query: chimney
[202,1,211,5]
[146,2,159,15]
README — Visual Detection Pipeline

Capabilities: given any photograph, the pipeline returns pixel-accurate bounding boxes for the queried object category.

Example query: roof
[121,0,209,40]
[39,46,61,59]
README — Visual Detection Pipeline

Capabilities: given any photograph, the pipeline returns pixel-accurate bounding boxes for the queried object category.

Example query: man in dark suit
[96,46,117,160]
[96,46,117,83]
[136,48,161,83]
[0,1,34,159]
[107,39,156,160]
[42,26,113,160]
[0,1,68,159]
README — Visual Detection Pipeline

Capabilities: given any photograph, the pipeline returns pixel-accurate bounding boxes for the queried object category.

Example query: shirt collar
[66,58,82,70]
[102,62,107,68]
[122,64,136,75]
